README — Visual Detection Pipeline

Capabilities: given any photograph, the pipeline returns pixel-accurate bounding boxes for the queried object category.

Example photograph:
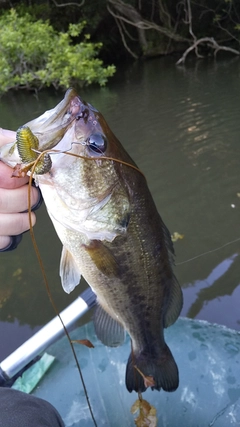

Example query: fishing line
[28,148,239,270]
[27,152,98,427]
[176,237,240,266]
[48,147,147,178]
[22,145,239,424]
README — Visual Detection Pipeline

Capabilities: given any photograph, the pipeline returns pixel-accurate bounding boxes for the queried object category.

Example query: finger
[0,162,29,189]
[0,185,40,213]
[0,212,36,236]
[0,129,29,188]
[0,234,24,252]
[0,235,12,250]
[0,128,16,146]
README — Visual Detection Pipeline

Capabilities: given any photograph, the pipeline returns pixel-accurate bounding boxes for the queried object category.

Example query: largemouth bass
[0,89,183,393]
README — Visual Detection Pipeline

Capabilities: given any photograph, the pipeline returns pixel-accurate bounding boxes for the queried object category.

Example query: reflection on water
[0,56,239,359]
[181,254,239,321]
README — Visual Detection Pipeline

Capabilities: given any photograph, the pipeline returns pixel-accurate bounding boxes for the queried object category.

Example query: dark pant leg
[0,388,65,426]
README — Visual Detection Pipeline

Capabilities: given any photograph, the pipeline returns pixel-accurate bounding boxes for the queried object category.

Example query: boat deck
[32,318,240,426]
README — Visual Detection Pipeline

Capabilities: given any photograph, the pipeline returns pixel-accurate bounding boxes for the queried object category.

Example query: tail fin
[125,344,179,393]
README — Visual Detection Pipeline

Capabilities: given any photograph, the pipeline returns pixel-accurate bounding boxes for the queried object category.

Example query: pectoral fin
[83,240,119,277]
[60,246,81,293]
[94,304,125,347]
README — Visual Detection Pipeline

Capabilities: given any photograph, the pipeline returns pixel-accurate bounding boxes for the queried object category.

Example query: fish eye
[87,133,107,154]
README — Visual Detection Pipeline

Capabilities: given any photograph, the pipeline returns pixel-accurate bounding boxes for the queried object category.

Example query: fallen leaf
[12,268,22,277]
[143,375,155,389]
[134,365,156,389]
[0,288,12,308]
[71,339,94,348]
[171,232,184,242]
[131,397,157,427]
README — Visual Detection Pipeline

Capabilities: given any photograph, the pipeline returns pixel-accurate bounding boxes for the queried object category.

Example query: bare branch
[113,14,138,59]
[158,0,172,30]
[108,0,148,54]
[184,0,203,59]
[150,0,155,22]
[120,21,139,42]
[107,0,240,63]
[214,18,240,46]
[51,0,85,7]
[186,0,195,41]
[107,0,188,42]
[192,0,240,43]
[176,0,240,65]
[176,37,240,65]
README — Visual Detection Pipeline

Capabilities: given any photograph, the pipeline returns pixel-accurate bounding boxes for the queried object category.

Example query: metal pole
[0,288,96,384]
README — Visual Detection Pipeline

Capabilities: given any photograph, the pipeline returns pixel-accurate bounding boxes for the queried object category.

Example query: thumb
[0,128,16,146]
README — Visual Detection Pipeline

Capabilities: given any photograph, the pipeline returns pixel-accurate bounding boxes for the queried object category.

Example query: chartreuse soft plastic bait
[16,126,52,174]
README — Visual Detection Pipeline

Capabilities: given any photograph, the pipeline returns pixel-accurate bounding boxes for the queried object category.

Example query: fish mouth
[31,90,102,151]
[0,89,106,173]
[22,89,84,151]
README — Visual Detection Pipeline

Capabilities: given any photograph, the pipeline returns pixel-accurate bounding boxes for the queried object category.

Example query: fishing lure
[16,126,52,175]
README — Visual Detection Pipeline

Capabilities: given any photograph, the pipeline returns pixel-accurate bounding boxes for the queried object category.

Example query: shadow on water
[0,55,239,359]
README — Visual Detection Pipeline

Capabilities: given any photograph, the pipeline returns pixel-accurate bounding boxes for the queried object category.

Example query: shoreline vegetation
[1,0,240,94]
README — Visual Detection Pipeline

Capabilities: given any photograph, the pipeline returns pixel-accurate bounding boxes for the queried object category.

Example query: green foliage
[0,9,115,94]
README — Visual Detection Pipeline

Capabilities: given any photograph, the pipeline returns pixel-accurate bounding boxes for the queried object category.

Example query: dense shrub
[0,9,115,94]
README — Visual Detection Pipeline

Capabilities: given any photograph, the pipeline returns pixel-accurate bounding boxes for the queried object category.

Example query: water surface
[0,56,239,360]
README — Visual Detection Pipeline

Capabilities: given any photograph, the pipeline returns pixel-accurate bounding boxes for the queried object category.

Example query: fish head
[0,91,135,242]
[0,89,135,173]
[36,92,134,243]
[66,93,139,186]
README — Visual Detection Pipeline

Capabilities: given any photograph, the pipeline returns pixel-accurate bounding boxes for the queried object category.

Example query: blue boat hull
[32,318,240,426]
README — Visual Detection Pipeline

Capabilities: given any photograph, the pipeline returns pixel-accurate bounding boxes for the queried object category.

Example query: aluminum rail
[0,288,96,385]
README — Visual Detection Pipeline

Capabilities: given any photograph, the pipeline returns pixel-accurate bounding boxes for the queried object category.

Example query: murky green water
[0,56,239,360]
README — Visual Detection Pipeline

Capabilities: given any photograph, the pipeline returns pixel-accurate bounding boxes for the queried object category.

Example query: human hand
[0,128,42,251]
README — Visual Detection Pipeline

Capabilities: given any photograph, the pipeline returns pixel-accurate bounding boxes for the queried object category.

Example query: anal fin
[94,304,125,347]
